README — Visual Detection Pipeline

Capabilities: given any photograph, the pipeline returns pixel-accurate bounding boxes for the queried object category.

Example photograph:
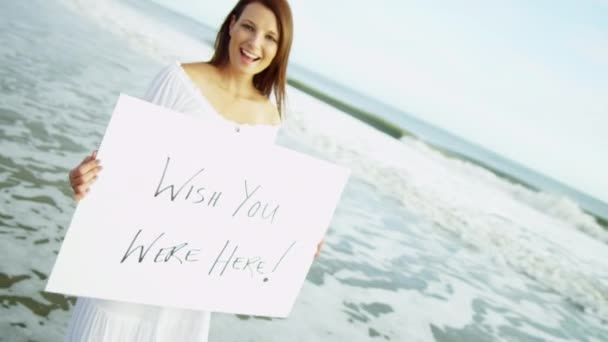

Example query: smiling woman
[63,1,297,341]
[209,0,292,117]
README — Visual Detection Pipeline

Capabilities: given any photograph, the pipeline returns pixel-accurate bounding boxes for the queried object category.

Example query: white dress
[64,61,280,342]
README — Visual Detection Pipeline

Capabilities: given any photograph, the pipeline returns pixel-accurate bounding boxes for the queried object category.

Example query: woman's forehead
[240,3,279,35]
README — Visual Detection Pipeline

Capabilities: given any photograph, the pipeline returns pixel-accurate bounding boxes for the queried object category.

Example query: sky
[151,0,608,203]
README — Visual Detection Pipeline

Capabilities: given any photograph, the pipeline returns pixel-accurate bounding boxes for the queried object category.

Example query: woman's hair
[209,0,293,118]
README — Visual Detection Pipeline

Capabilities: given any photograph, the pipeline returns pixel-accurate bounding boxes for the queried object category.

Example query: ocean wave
[400,134,608,244]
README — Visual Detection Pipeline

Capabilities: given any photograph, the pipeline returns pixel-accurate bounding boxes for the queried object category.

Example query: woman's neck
[215,64,256,99]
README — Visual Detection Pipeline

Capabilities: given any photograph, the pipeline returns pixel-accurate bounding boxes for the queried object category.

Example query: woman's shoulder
[180,61,211,72]
[180,62,216,87]
[144,61,192,105]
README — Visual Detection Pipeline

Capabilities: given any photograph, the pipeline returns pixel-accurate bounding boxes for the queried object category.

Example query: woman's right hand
[69,151,102,201]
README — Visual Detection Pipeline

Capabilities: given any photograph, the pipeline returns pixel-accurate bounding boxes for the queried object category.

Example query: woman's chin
[230,61,265,75]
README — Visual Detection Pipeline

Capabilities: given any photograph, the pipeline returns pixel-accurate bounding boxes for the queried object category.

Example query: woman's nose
[248,32,264,48]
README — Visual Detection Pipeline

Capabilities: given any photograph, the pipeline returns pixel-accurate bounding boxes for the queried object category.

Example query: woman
[64,1,313,341]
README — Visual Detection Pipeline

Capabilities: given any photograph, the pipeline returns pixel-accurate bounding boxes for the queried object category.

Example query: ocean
[1,0,607,341]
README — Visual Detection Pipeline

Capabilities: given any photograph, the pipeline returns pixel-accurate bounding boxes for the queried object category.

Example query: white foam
[401,134,608,244]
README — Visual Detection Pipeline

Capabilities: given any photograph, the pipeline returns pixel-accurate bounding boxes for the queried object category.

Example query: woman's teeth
[241,49,260,61]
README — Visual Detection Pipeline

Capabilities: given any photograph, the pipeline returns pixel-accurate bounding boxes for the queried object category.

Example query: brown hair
[209,0,293,118]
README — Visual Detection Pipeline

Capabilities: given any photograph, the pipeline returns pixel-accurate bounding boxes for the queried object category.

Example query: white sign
[46,94,350,318]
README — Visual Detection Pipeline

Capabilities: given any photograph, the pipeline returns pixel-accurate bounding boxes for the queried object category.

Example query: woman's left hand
[314,239,324,258]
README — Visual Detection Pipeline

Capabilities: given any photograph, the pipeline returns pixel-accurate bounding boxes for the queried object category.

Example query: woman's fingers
[72,174,99,201]
[71,165,101,186]
[70,151,99,178]
[70,159,100,181]
[77,150,97,167]
[74,174,98,193]
[69,151,102,201]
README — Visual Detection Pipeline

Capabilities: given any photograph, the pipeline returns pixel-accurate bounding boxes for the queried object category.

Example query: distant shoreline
[288,77,538,188]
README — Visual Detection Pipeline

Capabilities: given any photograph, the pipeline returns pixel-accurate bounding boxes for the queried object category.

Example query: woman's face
[228,2,279,76]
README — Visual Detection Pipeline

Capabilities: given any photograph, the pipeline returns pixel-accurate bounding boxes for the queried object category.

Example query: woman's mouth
[240,48,260,64]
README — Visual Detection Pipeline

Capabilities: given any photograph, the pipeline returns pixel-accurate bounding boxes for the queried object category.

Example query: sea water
[1,0,607,341]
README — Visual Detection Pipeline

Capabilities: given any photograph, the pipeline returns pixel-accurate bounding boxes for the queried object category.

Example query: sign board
[46,94,350,318]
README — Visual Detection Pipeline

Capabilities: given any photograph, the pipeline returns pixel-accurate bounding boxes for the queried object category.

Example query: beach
[1,0,608,341]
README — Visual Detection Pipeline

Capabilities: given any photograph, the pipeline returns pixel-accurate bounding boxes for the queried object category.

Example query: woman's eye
[266,35,277,42]
[242,24,254,31]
